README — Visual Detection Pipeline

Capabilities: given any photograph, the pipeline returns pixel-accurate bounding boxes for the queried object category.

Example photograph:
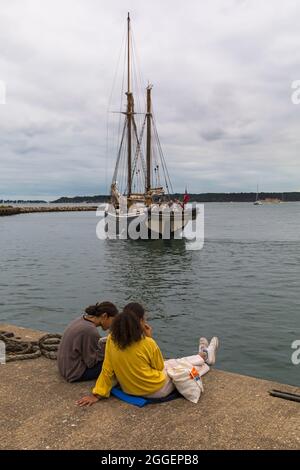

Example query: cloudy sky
[1,0,300,199]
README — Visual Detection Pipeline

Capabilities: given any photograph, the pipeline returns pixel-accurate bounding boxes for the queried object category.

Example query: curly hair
[111,303,145,349]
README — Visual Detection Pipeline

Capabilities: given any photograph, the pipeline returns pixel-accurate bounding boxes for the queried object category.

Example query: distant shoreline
[1,191,300,205]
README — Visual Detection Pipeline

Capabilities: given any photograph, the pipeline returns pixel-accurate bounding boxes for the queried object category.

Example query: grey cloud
[1,0,300,199]
[200,129,225,142]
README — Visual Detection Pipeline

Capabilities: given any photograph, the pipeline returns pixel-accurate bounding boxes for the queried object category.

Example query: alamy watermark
[0,340,5,364]
[95,199,204,249]
[291,80,300,104]
[291,340,300,365]
[0,80,6,104]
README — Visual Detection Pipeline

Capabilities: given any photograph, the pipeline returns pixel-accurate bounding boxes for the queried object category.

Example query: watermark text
[0,80,6,104]
[291,340,300,365]
[0,340,6,364]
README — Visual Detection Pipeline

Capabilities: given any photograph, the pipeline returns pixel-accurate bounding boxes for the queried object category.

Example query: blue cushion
[111,386,181,407]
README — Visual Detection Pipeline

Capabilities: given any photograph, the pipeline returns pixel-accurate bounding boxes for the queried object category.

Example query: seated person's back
[58,301,118,382]
[93,334,166,396]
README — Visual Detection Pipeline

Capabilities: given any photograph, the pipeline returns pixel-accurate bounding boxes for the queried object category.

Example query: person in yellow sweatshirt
[76,303,218,407]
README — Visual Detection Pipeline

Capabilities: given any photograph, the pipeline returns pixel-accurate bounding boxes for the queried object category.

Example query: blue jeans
[76,361,103,381]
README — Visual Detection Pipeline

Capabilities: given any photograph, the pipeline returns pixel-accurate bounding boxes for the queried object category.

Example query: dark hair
[111,303,145,350]
[123,302,145,320]
[84,301,118,318]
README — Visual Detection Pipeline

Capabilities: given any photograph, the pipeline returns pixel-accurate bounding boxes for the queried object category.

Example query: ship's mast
[127,12,132,196]
[146,85,152,192]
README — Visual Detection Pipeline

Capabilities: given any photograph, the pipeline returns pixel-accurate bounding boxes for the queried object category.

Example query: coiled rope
[0,331,62,361]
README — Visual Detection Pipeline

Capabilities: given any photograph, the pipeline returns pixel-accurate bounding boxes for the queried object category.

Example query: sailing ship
[105,14,197,238]
[254,185,282,205]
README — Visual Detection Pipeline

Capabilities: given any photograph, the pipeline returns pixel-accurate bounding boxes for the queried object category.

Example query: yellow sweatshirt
[92,334,167,397]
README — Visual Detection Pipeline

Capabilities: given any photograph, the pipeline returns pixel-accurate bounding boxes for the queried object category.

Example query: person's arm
[76,336,115,407]
[81,329,102,369]
[142,322,152,338]
[148,339,165,371]
[76,394,101,407]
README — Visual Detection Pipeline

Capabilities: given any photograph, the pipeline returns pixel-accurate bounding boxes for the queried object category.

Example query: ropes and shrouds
[107,17,174,198]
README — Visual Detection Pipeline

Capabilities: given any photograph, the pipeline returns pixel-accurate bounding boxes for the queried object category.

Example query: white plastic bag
[98,336,107,361]
[166,359,204,404]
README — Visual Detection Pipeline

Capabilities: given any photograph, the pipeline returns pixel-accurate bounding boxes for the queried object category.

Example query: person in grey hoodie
[57,301,118,382]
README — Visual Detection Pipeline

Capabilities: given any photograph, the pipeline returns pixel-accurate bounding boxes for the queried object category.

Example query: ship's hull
[145,208,197,238]
[104,207,197,239]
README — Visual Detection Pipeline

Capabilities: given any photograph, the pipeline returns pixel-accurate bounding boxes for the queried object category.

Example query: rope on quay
[0,331,62,361]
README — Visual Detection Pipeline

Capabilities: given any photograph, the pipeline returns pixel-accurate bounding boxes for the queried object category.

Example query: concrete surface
[0,324,299,450]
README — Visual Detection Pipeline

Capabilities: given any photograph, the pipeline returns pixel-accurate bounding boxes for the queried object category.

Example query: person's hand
[76,394,100,407]
[143,322,152,337]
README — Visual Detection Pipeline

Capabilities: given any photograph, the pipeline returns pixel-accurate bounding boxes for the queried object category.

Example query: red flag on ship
[183,188,190,205]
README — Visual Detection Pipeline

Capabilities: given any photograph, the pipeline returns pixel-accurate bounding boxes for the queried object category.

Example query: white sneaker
[199,337,209,353]
[206,337,219,365]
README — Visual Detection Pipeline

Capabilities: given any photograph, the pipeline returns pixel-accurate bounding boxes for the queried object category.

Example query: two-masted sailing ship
[105,14,197,238]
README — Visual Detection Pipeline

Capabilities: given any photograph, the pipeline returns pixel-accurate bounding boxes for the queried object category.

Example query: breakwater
[0,206,98,216]
[0,206,22,216]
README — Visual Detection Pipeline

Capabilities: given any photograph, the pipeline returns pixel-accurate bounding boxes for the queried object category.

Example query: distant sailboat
[253,186,283,205]
[254,185,262,205]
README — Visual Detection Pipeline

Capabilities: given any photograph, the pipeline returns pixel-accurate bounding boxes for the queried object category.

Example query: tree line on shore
[52,192,300,203]
[2,192,300,204]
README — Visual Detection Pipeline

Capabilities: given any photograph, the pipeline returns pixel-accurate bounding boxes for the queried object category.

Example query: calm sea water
[1,202,299,386]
